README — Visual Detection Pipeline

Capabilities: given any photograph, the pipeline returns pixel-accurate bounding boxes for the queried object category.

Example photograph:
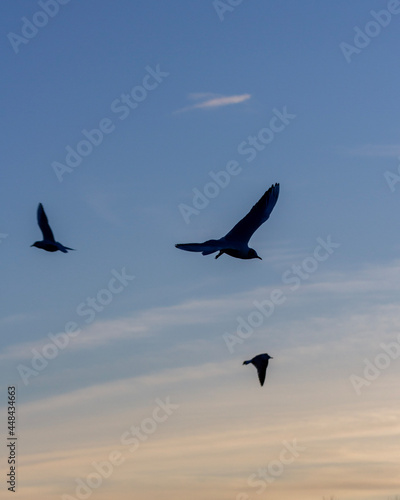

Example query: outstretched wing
[252,357,269,387]
[37,203,55,242]
[224,183,279,245]
[175,239,222,256]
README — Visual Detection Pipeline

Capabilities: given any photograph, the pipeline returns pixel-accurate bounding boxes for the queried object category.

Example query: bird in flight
[31,203,75,253]
[243,353,273,387]
[176,183,279,260]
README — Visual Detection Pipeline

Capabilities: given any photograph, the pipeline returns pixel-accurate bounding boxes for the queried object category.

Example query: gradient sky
[1,1,400,499]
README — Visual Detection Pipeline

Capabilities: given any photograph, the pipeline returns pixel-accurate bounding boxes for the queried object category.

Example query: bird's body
[176,183,279,260]
[243,353,273,386]
[31,203,74,253]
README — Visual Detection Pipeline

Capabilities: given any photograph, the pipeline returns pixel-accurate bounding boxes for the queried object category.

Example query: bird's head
[248,248,262,260]
[31,242,40,248]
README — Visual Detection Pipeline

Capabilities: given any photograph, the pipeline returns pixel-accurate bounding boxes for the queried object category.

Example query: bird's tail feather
[59,246,75,253]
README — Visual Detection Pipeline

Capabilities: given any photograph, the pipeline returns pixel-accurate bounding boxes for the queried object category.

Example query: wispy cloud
[10,357,400,500]
[0,318,147,361]
[2,260,400,362]
[341,144,400,158]
[6,261,400,499]
[174,92,251,114]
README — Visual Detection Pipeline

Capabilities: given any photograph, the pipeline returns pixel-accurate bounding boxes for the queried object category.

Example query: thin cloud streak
[342,144,400,158]
[0,318,148,361]
[174,93,251,114]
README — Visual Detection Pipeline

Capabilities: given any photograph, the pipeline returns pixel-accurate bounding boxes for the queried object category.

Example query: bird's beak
[257,256,262,260]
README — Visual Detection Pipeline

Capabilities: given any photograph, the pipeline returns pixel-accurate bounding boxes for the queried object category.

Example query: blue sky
[1,1,400,499]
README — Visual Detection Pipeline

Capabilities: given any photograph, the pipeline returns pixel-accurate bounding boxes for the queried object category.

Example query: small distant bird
[176,183,279,260]
[243,353,273,386]
[31,203,75,253]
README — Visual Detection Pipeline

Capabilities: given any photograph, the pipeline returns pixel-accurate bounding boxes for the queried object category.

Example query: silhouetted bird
[31,203,75,253]
[176,183,279,260]
[243,353,273,386]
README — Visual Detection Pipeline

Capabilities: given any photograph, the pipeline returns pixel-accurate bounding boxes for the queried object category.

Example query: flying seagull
[31,203,75,253]
[243,353,273,387]
[176,183,279,260]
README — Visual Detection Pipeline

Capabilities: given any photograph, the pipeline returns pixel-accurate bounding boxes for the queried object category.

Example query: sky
[1,0,400,499]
